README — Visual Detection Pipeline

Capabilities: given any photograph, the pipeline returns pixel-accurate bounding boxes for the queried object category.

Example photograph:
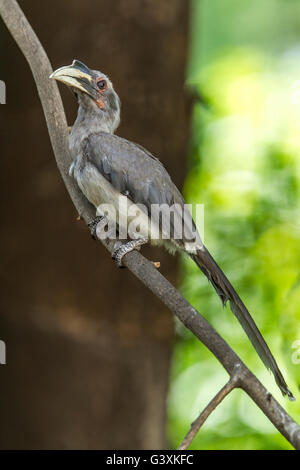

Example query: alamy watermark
[291,339,300,365]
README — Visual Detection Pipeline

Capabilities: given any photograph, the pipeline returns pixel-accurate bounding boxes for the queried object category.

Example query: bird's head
[50,60,120,132]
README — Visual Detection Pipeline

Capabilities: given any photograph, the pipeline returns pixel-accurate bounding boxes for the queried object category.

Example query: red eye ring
[97,78,107,91]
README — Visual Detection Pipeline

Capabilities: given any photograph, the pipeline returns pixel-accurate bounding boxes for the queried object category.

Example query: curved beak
[50,60,97,99]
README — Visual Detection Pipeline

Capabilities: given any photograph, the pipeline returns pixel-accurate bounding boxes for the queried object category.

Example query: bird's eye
[97,79,107,91]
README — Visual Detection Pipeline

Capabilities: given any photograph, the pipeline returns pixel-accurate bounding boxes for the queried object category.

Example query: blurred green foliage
[168,0,300,450]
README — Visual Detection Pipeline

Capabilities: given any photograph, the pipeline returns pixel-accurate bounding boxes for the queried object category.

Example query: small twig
[178,365,242,449]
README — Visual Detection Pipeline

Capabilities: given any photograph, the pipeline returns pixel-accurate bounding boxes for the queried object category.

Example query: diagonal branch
[1,0,299,450]
[178,366,242,450]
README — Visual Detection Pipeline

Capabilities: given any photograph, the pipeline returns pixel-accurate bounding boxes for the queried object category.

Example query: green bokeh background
[168,0,300,450]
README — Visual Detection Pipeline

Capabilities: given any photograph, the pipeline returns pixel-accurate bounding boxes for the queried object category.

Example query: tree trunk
[0,0,191,449]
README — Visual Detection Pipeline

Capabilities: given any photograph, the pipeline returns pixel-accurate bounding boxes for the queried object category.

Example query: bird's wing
[81,132,293,399]
[82,132,201,247]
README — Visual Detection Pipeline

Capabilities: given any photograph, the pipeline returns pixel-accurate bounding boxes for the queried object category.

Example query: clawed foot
[112,238,148,268]
[88,216,104,239]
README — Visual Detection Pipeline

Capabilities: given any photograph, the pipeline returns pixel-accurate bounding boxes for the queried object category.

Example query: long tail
[190,246,294,400]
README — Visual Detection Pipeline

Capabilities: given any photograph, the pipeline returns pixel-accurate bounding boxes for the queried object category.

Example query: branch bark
[1,0,299,450]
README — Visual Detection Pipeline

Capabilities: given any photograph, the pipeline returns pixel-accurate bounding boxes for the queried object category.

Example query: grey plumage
[51,60,294,400]
[71,130,200,249]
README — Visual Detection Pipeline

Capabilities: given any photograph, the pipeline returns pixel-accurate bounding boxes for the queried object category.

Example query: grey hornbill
[50,60,294,400]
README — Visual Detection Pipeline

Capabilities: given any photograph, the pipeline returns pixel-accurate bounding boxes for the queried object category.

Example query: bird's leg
[88,215,104,240]
[112,237,148,268]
